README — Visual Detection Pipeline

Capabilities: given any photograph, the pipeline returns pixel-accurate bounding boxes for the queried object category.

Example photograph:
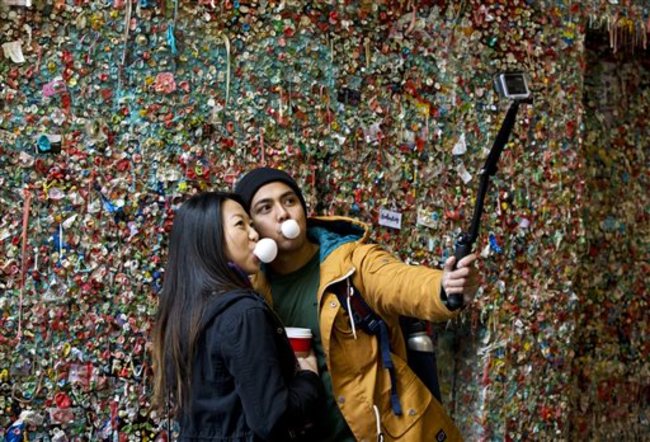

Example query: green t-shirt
[269,251,355,442]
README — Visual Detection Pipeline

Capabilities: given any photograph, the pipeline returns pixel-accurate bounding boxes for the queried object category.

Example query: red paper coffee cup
[285,327,312,356]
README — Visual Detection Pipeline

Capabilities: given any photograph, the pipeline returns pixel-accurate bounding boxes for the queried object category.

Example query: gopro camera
[494,72,531,100]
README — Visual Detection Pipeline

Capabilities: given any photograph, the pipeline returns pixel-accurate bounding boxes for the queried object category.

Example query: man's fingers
[444,286,465,295]
[444,271,479,292]
[447,266,471,279]
[442,255,480,298]
[457,253,478,268]
[446,278,467,288]
[443,256,457,271]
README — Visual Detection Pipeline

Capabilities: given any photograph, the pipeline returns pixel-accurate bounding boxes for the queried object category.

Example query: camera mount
[443,74,533,311]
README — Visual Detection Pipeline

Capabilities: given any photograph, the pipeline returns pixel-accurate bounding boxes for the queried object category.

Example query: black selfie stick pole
[444,96,532,310]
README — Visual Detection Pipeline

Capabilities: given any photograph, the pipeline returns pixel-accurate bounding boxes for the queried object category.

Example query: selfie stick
[445,95,533,310]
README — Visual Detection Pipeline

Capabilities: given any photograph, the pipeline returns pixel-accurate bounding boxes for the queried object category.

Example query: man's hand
[441,253,479,306]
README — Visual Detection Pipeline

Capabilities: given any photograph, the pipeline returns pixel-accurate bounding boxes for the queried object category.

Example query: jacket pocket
[377,354,461,440]
[374,353,430,439]
[332,305,354,334]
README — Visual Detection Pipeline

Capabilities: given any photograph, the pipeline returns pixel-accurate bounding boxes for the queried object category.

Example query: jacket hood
[307,215,371,263]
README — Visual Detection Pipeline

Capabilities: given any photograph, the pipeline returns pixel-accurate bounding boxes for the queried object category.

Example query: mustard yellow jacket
[252,216,463,441]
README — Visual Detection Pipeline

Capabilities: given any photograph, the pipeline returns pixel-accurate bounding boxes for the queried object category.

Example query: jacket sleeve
[351,244,458,322]
[219,304,324,440]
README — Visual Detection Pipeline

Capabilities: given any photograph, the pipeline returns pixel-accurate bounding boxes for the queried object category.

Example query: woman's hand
[296,350,318,374]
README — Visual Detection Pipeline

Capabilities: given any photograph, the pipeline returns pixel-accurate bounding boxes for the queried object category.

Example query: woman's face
[222,198,260,274]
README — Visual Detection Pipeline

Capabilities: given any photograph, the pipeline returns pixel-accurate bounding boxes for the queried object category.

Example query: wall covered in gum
[0,0,647,440]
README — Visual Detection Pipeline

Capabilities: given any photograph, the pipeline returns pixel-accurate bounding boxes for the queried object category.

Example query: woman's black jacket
[177,289,324,441]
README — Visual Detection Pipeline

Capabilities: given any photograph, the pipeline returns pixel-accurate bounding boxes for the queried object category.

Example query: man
[235,167,479,441]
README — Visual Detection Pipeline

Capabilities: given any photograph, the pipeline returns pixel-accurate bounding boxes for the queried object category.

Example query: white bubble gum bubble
[281,219,300,239]
[253,238,278,263]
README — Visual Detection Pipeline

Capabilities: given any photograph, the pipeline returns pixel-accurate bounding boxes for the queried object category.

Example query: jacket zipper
[323,268,387,440]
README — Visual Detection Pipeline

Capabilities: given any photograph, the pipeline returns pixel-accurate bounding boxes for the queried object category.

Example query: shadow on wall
[570,29,650,440]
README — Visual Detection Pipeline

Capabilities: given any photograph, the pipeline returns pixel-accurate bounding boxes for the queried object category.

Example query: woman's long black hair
[151,191,250,413]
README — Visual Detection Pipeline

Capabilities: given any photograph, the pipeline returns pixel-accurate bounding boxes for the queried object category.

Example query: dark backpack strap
[378,320,403,415]
[333,279,444,405]
[333,279,402,415]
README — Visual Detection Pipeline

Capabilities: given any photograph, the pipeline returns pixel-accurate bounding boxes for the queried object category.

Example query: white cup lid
[285,327,312,338]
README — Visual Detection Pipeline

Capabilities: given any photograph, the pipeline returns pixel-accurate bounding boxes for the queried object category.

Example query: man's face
[249,182,307,252]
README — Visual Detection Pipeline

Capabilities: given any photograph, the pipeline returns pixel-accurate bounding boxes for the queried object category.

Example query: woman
[151,191,323,441]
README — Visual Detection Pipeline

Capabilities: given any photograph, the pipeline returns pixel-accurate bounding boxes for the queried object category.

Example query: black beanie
[234,167,307,213]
